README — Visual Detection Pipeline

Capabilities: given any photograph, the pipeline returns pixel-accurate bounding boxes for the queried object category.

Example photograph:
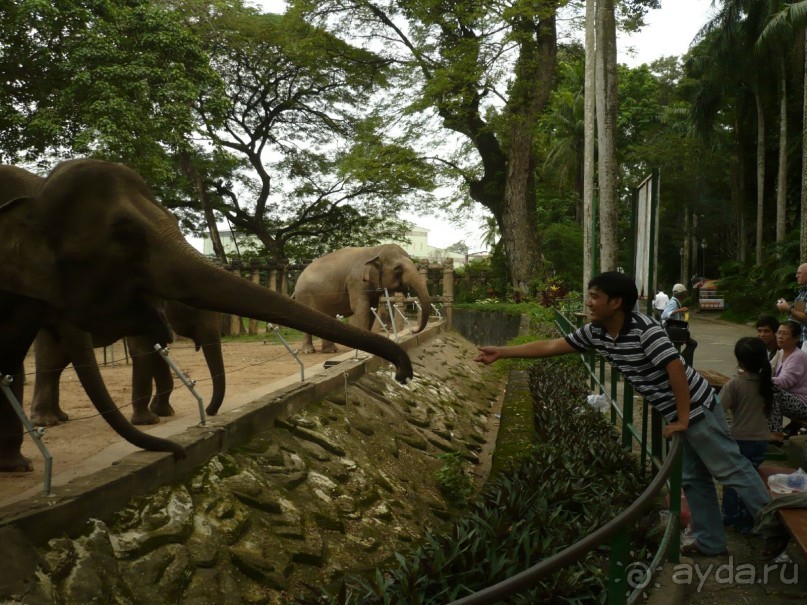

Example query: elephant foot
[30,412,65,427]
[0,453,33,473]
[300,345,317,354]
[54,408,69,422]
[149,401,175,417]
[131,409,161,425]
[321,345,338,354]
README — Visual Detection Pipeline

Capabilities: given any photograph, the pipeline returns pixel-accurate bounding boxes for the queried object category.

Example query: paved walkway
[651,312,807,605]
[687,311,753,377]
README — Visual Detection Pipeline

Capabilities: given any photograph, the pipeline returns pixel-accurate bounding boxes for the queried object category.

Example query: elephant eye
[110,218,147,249]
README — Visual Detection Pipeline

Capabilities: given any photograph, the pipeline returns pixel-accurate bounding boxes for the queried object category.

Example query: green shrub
[434,452,474,508]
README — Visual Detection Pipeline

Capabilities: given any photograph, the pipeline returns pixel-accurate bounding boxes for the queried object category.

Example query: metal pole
[384,288,398,342]
[154,345,206,426]
[1,375,52,495]
[266,324,305,381]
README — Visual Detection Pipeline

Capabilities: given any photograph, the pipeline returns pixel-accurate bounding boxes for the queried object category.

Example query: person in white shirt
[653,289,670,321]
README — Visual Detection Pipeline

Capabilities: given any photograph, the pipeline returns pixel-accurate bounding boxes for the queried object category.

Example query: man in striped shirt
[474,271,783,558]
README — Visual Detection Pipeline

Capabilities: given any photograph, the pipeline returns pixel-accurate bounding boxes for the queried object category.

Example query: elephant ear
[0,201,61,304]
[362,255,381,284]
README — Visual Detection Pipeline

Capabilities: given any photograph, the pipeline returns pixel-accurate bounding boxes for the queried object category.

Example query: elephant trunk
[59,324,186,458]
[202,339,226,416]
[160,244,413,383]
[408,271,431,334]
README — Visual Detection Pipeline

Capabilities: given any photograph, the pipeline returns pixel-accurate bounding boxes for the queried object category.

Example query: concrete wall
[452,309,528,346]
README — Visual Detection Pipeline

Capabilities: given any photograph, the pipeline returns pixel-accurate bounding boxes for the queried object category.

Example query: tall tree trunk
[178,150,228,263]
[583,0,596,292]
[802,28,807,260]
[595,0,618,272]
[738,164,746,263]
[501,12,557,293]
[776,64,788,250]
[755,91,765,265]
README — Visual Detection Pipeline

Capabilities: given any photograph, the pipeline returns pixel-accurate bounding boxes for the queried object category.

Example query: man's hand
[474,346,501,365]
[663,421,688,438]
[677,306,689,314]
[776,299,791,313]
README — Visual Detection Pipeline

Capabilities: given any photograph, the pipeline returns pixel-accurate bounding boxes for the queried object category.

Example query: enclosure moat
[0,330,506,604]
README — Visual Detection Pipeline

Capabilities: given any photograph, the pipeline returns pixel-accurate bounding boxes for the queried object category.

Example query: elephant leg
[31,329,71,426]
[320,337,338,354]
[201,337,226,416]
[127,336,161,425]
[148,350,175,418]
[0,362,32,472]
[300,333,317,354]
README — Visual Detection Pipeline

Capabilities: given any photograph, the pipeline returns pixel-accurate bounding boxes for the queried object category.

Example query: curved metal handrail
[448,434,681,605]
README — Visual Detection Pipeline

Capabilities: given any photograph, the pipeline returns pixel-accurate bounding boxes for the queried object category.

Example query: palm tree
[758,1,807,259]
[595,0,618,271]
[693,0,778,265]
[583,0,596,290]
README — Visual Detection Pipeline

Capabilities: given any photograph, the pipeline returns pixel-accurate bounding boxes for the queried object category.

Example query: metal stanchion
[370,307,390,337]
[153,345,206,426]
[1,375,52,495]
[266,324,305,381]
[383,288,399,342]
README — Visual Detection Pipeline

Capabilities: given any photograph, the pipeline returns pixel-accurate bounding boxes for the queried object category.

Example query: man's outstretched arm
[474,338,577,365]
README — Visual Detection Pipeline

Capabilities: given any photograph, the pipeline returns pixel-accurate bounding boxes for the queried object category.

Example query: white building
[201,223,470,265]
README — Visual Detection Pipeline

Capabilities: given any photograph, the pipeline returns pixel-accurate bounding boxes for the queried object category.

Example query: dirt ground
[0,336,344,508]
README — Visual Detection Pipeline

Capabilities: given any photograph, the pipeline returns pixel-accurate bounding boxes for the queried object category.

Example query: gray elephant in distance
[292,244,431,353]
[0,159,412,472]
[31,300,226,427]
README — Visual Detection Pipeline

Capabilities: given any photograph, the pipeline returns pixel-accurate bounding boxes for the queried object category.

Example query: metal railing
[448,307,683,605]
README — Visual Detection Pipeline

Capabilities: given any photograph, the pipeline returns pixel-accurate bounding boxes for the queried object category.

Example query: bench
[758,465,807,559]
[697,368,730,391]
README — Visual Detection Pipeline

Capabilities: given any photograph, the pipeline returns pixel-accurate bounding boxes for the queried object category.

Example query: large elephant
[292,244,431,353]
[0,159,412,472]
[31,300,226,427]
[0,165,184,470]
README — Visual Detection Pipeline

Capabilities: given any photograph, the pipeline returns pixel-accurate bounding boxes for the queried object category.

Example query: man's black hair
[588,271,638,313]
[756,315,780,332]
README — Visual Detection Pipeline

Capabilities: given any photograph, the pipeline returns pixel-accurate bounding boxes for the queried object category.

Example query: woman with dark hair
[770,320,807,437]
[721,337,774,534]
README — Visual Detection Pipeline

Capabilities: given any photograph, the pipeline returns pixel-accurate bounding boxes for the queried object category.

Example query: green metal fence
[553,306,684,603]
[448,307,685,605]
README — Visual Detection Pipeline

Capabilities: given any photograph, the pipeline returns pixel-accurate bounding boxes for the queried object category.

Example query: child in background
[721,337,774,534]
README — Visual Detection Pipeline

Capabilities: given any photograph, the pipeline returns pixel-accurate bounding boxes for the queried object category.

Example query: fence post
[229,262,243,335]
[280,259,289,296]
[417,258,429,325]
[442,257,454,328]
[268,266,278,293]
[248,258,261,335]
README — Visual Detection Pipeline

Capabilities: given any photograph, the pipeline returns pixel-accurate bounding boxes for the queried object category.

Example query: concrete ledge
[0,323,447,545]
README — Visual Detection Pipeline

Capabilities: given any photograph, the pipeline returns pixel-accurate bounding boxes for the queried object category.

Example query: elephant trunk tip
[171,444,187,460]
[393,356,414,384]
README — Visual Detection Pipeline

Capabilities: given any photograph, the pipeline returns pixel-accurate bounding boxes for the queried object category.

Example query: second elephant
[293,245,431,353]
[32,301,226,427]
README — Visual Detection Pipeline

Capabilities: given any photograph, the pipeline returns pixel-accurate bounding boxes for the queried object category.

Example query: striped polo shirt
[564,312,715,423]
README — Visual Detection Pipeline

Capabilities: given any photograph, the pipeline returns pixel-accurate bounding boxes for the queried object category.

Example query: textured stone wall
[1,332,504,604]
[452,309,526,346]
